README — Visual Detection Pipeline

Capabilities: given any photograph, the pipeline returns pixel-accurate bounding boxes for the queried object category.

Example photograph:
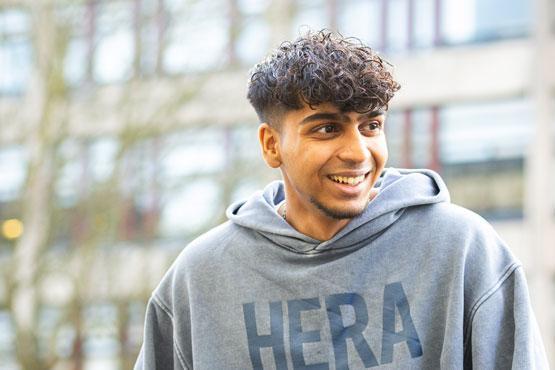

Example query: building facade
[0,0,553,368]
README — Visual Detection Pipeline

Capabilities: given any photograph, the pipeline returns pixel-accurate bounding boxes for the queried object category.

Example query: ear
[258,123,282,168]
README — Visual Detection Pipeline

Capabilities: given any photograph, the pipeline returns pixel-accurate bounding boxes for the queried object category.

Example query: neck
[281,187,379,242]
[280,195,348,242]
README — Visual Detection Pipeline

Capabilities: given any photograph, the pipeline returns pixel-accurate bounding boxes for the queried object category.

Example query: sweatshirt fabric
[134,168,549,369]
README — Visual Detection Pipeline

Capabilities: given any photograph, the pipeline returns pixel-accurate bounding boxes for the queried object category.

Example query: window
[386,101,530,219]
[56,139,85,208]
[439,99,532,219]
[337,0,438,53]
[439,100,531,164]
[441,0,530,44]
[413,0,436,48]
[292,0,329,36]
[130,0,164,76]
[236,0,271,65]
[337,0,383,49]
[94,1,135,83]
[473,0,530,40]
[83,304,120,365]
[161,128,227,180]
[0,8,32,94]
[0,146,26,202]
[56,3,90,86]
[157,127,228,238]
[159,178,221,237]
[384,110,405,167]
[163,0,229,73]
[411,109,435,168]
[385,108,439,169]
[0,311,16,368]
[386,0,410,52]
[89,138,119,184]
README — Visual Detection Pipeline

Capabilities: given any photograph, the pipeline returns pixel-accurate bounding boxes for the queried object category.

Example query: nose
[337,130,371,164]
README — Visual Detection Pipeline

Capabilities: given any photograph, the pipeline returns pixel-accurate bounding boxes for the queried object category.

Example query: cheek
[374,139,388,164]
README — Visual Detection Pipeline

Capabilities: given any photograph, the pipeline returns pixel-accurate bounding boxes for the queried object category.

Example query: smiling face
[259,102,388,226]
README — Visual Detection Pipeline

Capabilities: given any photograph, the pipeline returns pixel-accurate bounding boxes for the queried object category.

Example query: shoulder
[408,201,511,251]
[413,201,493,232]
[174,220,249,273]
[425,202,523,305]
[150,221,248,307]
[407,201,520,285]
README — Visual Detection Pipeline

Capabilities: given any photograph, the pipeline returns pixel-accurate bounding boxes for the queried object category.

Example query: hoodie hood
[226,168,450,254]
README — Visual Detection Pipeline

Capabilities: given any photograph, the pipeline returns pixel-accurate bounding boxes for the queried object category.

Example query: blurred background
[0,0,553,369]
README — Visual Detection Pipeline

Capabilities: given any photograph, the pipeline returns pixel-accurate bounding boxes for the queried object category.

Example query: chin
[310,197,369,220]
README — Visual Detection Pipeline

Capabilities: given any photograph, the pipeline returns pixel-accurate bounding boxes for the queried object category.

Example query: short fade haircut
[246,29,401,127]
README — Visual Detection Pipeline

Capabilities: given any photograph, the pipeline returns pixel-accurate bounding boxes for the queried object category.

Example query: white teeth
[329,174,366,185]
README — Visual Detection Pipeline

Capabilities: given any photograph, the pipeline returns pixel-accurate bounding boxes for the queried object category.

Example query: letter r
[325,293,379,369]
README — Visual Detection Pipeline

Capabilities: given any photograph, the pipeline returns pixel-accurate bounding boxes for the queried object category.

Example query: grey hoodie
[134,168,549,369]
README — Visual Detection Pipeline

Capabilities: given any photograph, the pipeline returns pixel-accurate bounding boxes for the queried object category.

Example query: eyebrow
[299,110,385,125]
[299,112,344,125]
[366,109,386,118]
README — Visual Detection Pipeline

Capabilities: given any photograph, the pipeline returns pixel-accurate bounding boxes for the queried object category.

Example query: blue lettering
[288,298,329,370]
[381,282,423,364]
[243,301,288,370]
[325,293,379,369]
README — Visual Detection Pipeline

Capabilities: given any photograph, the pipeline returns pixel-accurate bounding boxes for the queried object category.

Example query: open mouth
[328,173,369,186]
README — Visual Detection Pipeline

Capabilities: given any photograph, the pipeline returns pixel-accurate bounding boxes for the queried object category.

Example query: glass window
[236,0,271,65]
[386,0,409,52]
[0,9,32,94]
[56,3,90,85]
[56,139,85,207]
[411,109,434,168]
[161,128,226,183]
[441,0,530,44]
[89,138,119,183]
[118,137,160,215]
[384,111,405,167]
[83,304,120,367]
[64,37,89,86]
[0,8,29,34]
[159,178,221,237]
[230,125,263,163]
[385,109,438,169]
[292,0,329,36]
[127,301,147,351]
[439,100,532,164]
[228,125,276,201]
[94,1,135,83]
[440,0,475,44]
[236,18,270,65]
[337,0,382,49]
[158,127,227,238]
[231,178,263,203]
[163,0,228,73]
[140,17,159,75]
[137,0,163,76]
[413,0,435,48]
[439,99,532,219]
[0,146,26,202]
[0,311,16,368]
[473,0,530,39]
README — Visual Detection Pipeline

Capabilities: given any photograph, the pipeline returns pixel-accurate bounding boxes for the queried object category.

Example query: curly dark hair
[246,29,401,126]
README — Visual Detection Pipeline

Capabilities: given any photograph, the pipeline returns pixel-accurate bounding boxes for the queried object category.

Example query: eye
[315,123,340,134]
[360,121,383,135]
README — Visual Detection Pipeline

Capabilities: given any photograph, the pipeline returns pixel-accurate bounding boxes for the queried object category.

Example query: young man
[134,31,548,369]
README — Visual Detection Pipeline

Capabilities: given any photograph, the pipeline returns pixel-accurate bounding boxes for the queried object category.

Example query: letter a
[381,282,423,364]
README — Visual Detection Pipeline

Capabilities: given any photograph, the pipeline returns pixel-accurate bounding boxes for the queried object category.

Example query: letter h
[243,301,288,370]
